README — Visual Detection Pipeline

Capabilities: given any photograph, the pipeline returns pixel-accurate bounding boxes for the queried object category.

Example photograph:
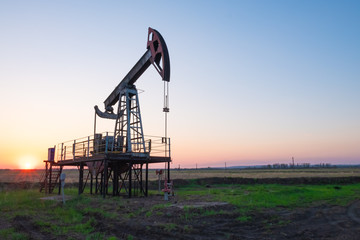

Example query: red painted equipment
[162,179,174,195]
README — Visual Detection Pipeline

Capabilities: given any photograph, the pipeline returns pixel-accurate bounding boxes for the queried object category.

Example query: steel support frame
[113,87,147,154]
[75,159,152,198]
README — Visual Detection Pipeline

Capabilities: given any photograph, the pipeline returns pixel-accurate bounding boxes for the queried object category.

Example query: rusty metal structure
[40,27,171,198]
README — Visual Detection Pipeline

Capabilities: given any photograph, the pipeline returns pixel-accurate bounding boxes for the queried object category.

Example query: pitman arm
[104,49,152,109]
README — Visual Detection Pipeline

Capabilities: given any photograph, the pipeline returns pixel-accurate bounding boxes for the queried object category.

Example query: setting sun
[18,155,38,170]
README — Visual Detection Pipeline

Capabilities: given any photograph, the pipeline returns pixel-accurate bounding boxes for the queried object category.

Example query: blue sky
[0,1,359,168]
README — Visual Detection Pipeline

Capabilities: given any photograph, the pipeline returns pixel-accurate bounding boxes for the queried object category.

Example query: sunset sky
[0,1,359,169]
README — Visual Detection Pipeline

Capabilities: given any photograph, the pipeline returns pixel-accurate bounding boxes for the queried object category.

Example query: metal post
[61,143,64,161]
[60,173,66,205]
[78,163,83,194]
[113,162,118,196]
[168,161,170,183]
[105,132,108,154]
[165,112,168,156]
[126,90,132,153]
[168,138,171,183]
[95,171,98,194]
[129,164,132,198]
[139,164,143,195]
[49,162,52,193]
[158,172,161,193]
[45,162,48,194]
[87,136,90,158]
[145,162,149,197]
[168,138,171,158]
[90,170,93,195]
[73,140,76,161]
[103,160,108,198]
[134,90,146,152]
[58,166,63,195]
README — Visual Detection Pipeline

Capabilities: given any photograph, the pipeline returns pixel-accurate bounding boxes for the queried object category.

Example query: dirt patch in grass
[40,195,73,202]
[12,215,52,239]
[273,200,360,240]
[76,195,360,240]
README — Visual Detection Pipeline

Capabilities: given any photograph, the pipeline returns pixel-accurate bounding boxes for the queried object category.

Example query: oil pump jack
[40,28,171,198]
[94,27,170,157]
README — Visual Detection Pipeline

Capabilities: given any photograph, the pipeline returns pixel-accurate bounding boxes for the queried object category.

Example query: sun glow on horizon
[18,155,38,170]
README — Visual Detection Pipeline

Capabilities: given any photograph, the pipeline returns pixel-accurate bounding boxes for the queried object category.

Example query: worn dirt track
[90,198,360,240]
[273,200,360,240]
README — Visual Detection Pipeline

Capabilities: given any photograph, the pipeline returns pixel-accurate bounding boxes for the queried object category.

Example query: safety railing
[55,132,170,162]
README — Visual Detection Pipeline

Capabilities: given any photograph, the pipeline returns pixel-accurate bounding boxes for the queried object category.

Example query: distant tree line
[266,163,333,169]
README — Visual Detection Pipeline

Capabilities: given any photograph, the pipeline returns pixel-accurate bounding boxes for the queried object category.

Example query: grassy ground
[178,183,359,209]
[1,182,360,239]
[1,167,360,239]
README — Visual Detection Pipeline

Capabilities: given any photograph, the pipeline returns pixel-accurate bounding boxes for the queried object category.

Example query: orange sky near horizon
[0,120,359,169]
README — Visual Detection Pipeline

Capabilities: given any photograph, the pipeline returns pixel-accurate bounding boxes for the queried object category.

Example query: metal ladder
[39,164,61,194]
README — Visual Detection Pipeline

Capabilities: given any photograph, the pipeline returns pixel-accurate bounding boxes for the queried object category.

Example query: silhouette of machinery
[41,28,171,197]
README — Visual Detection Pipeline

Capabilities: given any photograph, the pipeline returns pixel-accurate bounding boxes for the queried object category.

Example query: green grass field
[1,182,360,239]
[177,183,360,209]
